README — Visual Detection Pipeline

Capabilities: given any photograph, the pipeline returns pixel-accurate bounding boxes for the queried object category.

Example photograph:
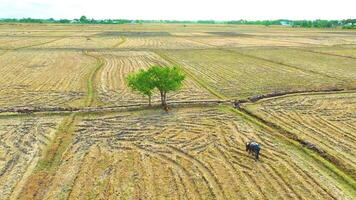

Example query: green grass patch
[36,114,77,172]
[83,51,105,107]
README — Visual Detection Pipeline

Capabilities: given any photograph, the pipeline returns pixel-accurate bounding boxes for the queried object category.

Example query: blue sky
[0,0,355,20]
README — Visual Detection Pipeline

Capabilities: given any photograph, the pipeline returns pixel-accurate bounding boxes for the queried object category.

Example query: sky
[0,0,355,20]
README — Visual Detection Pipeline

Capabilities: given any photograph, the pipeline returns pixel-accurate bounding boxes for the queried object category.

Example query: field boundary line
[178,36,216,48]
[83,50,105,107]
[223,48,346,81]
[13,37,68,50]
[180,36,346,81]
[0,50,8,56]
[2,89,356,116]
[0,100,230,117]
[233,88,356,105]
[17,114,78,199]
[296,48,356,60]
[112,36,126,48]
[154,50,226,99]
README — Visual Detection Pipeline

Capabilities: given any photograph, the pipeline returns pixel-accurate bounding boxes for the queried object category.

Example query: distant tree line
[226,19,356,28]
[0,16,355,28]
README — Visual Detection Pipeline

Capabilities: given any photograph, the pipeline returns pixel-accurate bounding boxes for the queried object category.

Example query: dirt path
[17,114,78,200]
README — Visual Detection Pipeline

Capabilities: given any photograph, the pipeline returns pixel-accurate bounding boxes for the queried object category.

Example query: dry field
[185,36,303,47]
[0,23,355,200]
[116,36,210,49]
[251,35,356,46]
[94,51,216,106]
[38,37,123,49]
[234,47,356,84]
[18,107,355,199]
[160,49,345,99]
[0,50,96,108]
[244,92,356,179]
[0,116,62,199]
[310,45,356,58]
[0,37,63,50]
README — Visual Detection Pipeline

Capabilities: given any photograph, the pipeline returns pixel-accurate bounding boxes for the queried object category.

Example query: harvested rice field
[0,50,96,108]
[310,45,356,58]
[17,107,355,199]
[0,23,355,200]
[234,47,356,83]
[0,37,63,50]
[38,37,124,49]
[185,36,303,47]
[116,36,210,49]
[94,51,216,106]
[0,116,63,199]
[160,49,346,99]
[244,92,356,179]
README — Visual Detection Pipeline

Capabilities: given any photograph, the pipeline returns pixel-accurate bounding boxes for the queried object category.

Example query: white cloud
[0,0,355,20]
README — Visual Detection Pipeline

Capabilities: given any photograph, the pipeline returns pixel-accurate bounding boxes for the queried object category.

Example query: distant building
[344,22,356,27]
[70,19,79,23]
[280,21,291,26]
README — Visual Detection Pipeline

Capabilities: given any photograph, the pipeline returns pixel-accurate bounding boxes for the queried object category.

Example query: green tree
[79,16,88,23]
[125,66,185,110]
[126,69,155,106]
[148,66,185,110]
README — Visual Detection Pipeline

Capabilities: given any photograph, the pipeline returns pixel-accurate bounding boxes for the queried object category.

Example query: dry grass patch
[0,116,63,199]
[25,107,355,199]
[245,92,356,178]
[39,36,123,49]
[257,35,356,46]
[93,51,216,106]
[189,36,302,47]
[0,50,97,108]
[117,36,209,49]
[0,37,62,50]
[161,49,342,99]
[234,47,356,83]
[310,46,356,58]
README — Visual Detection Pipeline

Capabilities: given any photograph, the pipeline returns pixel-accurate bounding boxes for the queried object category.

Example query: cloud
[0,0,355,20]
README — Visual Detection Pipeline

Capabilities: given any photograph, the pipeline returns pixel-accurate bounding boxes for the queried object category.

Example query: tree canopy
[126,69,155,106]
[125,66,185,110]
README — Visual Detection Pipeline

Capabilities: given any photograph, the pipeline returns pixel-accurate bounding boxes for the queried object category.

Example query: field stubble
[22,107,355,200]
[0,24,355,200]
[160,49,347,99]
[93,51,217,106]
[0,50,97,109]
[245,92,356,179]
[0,116,62,199]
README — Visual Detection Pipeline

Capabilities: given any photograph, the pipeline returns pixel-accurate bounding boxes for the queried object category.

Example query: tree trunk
[159,90,168,111]
[160,91,164,106]
[163,92,168,111]
[148,95,151,106]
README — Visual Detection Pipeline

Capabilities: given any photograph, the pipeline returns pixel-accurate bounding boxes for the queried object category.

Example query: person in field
[246,141,261,160]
